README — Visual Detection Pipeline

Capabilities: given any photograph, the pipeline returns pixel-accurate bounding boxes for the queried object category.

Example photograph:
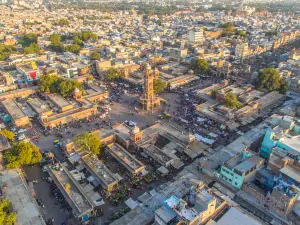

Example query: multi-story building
[260,116,300,159]
[188,29,204,43]
[219,150,265,189]
[235,43,249,59]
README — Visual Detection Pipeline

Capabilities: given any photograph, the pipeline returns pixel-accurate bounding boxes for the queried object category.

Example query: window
[235,182,238,186]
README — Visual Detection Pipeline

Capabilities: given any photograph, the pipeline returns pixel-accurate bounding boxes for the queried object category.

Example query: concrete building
[2,99,30,127]
[206,207,262,225]
[235,43,249,59]
[16,62,40,82]
[188,29,204,43]
[111,173,228,225]
[219,150,264,189]
[81,154,119,192]
[106,143,146,175]
[260,116,300,159]
[47,164,95,221]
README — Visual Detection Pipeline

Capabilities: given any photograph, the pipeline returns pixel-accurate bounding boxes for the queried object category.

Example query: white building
[188,29,204,43]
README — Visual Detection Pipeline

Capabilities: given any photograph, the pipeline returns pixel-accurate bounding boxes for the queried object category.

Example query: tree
[224,92,242,109]
[0,44,15,61]
[65,44,81,53]
[279,80,288,94]
[0,198,16,225]
[104,67,121,81]
[74,36,83,46]
[265,30,277,37]
[191,58,210,75]
[4,141,42,169]
[49,33,61,44]
[39,74,82,97]
[0,129,15,142]
[221,22,235,36]
[210,89,218,99]
[24,43,40,54]
[74,132,101,155]
[49,33,63,52]
[39,74,62,93]
[153,79,166,94]
[90,52,100,60]
[58,79,82,97]
[22,33,38,47]
[256,68,282,92]
[74,31,98,42]
[235,30,246,37]
[56,18,70,26]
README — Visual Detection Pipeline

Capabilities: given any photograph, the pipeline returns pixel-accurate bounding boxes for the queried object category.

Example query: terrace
[107,143,145,175]
[81,154,118,191]
[47,164,94,218]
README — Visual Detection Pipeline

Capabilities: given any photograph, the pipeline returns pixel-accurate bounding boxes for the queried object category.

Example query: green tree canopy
[279,80,288,94]
[90,52,100,60]
[74,31,98,42]
[4,141,42,169]
[39,74,63,93]
[74,36,83,46]
[191,58,210,75]
[210,89,218,99]
[49,33,63,52]
[56,18,70,26]
[104,67,121,81]
[65,44,81,53]
[0,129,15,142]
[74,132,101,155]
[0,198,17,225]
[58,79,82,97]
[256,68,283,92]
[24,43,40,54]
[0,44,15,61]
[265,30,277,37]
[39,73,82,97]
[49,33,61,44]
[224,92,242,109]
[22,33,38,47]
[153,79,166,94]
[221,22,235,36]
[235,30,246,37]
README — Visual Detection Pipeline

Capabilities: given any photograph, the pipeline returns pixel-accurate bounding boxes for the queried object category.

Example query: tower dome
[131,125,140,134]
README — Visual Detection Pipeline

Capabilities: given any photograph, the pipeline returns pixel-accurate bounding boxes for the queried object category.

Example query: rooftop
[107,143,144,173]
[48,93,72,108]
[81,154,117,187]
[213,207,261,225]
[2,99,27,119]
[48,164,93,217]
[27,98,52,114]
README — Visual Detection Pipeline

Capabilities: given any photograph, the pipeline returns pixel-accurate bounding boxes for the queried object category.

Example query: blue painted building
[260,116,300,159]
[219,150,265,189]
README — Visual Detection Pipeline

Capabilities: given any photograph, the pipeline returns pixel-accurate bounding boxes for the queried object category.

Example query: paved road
[23,164,70,225]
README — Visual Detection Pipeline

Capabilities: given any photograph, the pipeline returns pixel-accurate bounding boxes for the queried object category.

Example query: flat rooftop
[280,165,300,184]
[27,98,52,114]
[107,143,144,173]
[214,207,261,225]
[142,144,173,165]
[2,170,45,225]
[2,99,27,119]
[48,164,93,216]
[81,154,117,187]
[17,63,35,72]
[114,124,131,141]
[48,94,72,108]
